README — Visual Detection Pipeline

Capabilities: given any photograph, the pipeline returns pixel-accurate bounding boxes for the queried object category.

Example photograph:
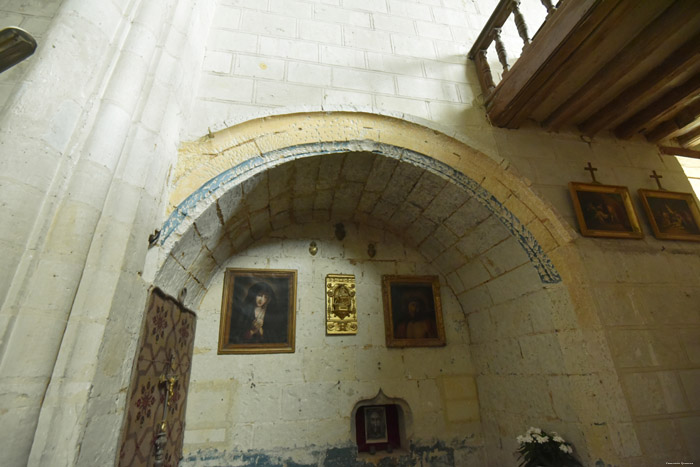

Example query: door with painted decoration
[118,288,196,467]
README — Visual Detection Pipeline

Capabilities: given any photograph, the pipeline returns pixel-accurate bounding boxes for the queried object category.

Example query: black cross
[650,170,664,190]
[584,162,599,183]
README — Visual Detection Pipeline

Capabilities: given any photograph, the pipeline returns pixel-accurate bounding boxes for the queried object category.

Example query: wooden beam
[613,73,700,139]
[659,145,700,159]
[645,99,700,142]
[485,0,601,127]
[507,0,653,129]
[579,30,700,136]
[545,0,700,131]
[676,125,700,147]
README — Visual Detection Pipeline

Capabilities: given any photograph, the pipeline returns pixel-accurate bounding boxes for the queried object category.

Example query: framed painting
[568,182,643,239]
[638,189,700,242]
[218,268,297,354]
[381,275,445,348]
[364,406,388,443]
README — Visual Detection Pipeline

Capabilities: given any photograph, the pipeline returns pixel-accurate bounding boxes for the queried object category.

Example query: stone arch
[150,111,576,304]
[147,111,628,466]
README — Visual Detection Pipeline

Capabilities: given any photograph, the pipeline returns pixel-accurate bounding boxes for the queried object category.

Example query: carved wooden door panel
[118,288,196,467]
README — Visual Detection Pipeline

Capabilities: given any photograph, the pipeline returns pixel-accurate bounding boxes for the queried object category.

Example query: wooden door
[118,288,196,467]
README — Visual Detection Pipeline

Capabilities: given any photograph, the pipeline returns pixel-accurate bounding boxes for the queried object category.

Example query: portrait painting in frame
[381,275,445,348]
[364,406,388,443]
[568,182,643,239]
[218,268,297,354]
[638,189,700,242]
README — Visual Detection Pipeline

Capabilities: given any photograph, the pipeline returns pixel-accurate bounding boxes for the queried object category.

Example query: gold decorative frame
[569,182,643,239]
[326,274,358,335]
[381,275,445,348]
[218,268,297,354]
[638,189,700,242]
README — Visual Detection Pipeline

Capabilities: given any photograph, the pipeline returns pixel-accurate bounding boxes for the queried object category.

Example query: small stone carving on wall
[326,274,357,335]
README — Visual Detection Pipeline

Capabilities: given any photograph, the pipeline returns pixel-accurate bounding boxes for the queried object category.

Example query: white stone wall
[182,221,483,465]
[185,0,499,141]
[0,0,63,109]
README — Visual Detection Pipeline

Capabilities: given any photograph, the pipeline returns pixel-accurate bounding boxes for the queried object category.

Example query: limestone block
[344,26,392,53]
[240,10,296,37]
[331,67,395,95]
[374,95,431,119]
[319,44,365,69]
[183,428,227,445]
[622,372,667,416]
[198,73,254,102]
[251,418,350,450]
[233,54,285,80]
[354,346,405,381]
[185,384,232,428]
[211,5,242,28]
[297,19,340,44]
[678,416,700,459]
[489,300,533,339]
[281,382,347,420]
[314,4,371,27]
[607,329,657,369]
[486,263,542,305]
[397,76,460,102]
[0,405,41,466]
[680,329,700,365]
[457,285,493,314]
[286,62,331,87]
[679,369,700,411]
[392,34,437,59]
[233,383,282,423]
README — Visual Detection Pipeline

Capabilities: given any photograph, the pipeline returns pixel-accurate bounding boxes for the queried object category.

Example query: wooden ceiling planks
[473,0,700,150]
[543,0,697,131]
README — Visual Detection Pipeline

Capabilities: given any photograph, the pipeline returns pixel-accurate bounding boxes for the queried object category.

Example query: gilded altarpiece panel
[326,274,357,335]
[118,288,196,467]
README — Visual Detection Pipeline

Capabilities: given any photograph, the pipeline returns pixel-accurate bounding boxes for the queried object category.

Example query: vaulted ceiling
[470,0,700,157]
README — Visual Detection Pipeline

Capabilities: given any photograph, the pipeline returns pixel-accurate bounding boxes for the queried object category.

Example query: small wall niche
[351,390,412,457]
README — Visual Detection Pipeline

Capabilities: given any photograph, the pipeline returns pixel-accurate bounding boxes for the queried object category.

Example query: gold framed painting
[381,275,445,348]
[638,189,700,242]
[218,268,297,354]
[568,182,643,239]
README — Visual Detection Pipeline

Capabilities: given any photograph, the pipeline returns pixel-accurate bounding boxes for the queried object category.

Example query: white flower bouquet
[515,427,582,467]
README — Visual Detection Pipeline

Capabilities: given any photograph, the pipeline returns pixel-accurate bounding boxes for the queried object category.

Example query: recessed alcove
[351,389,412,458]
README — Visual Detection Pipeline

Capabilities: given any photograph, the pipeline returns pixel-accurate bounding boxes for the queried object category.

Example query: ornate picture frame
[218,268,297,354]
[638,189,700,242]
[381,275,445,348]
[568,182,643,239]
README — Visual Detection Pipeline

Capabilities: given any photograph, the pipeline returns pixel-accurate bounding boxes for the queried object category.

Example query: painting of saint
[382,275,445,347]
[218,269,297,354]
[569,182,643,239]
[639,189,700,242]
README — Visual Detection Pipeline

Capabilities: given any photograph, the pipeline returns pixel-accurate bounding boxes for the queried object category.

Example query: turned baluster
[477,49,496,93]
[540,0,556,15]
[512,0,530,46]
[493,28,509,73]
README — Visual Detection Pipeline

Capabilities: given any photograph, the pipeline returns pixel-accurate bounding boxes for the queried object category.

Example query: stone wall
[181,222,483,466]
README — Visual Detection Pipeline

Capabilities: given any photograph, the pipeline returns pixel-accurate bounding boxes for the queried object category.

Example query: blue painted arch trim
[161,141,562,284]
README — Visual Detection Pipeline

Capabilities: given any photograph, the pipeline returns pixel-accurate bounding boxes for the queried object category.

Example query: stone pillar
[0,0,213,465]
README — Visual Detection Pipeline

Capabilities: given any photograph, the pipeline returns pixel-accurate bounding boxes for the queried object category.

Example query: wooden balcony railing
[467,0,557,107]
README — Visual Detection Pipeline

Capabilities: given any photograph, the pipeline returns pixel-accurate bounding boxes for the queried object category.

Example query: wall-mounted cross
[650,170,664,190]
[584,162,599,184]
